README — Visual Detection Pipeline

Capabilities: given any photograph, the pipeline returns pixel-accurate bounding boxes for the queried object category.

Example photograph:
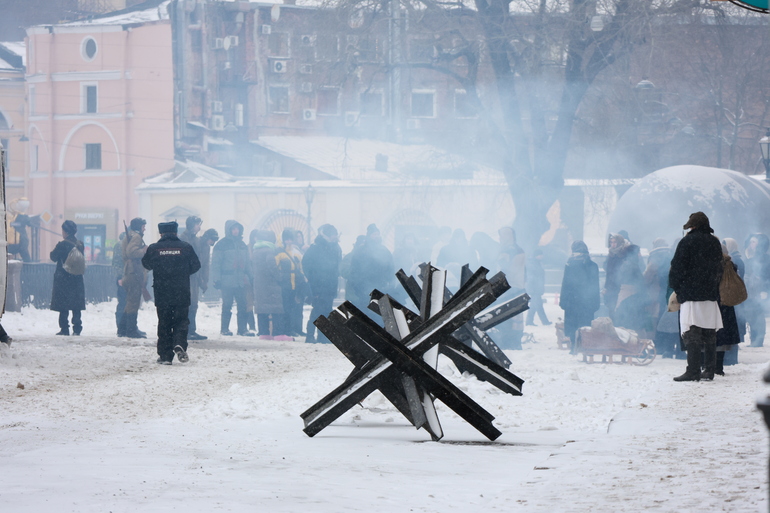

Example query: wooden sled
[575,317,655,366]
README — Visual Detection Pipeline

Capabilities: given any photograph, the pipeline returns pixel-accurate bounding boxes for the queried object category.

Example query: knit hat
[319,224,338,238]
[158,221,178,234]
[129,217,146,231]
[185,215,202,230]
[683,212,713,233]
[366,223,379,236]
[571,240,589,254]
[61,220,77,235]
[652,238,668,249]
[202,228,219,242]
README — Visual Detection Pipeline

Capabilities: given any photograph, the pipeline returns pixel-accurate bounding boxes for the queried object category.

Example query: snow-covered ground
[1,297,768,512]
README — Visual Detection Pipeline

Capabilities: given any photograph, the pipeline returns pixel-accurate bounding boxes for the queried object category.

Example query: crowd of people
[559,212,768,380]
[36,212,770,371]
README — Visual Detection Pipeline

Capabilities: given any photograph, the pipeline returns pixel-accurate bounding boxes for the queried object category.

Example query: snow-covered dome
[608,165,770,250]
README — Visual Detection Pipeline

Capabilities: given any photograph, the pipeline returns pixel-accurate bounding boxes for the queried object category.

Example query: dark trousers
[307,294,334,342]
[744,298,766,346]
[276,286,302,335]
[257,313,271,336]
[59,310,82,334]
[115,280,126,332]
[221,287,248,334]
[526,295,550,325]
[188,301,198,334]
[157,305,189,361]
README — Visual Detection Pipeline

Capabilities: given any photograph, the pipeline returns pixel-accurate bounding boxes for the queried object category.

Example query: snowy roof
[48,1,170,28]
[143,160,238,186]
[251,136,505,182]
[0,42,25,68]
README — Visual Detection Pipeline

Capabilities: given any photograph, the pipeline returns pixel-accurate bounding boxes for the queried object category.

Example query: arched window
[0,111,9,130]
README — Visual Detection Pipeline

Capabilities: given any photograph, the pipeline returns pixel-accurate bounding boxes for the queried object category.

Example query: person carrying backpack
[50,220,86,336]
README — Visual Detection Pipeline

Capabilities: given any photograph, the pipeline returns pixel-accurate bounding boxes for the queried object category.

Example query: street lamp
[304,183,316,245]
[759,128,770,183]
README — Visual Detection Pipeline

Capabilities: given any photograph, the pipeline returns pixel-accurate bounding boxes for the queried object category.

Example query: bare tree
[327,0,702,248]
[655,5,770,172]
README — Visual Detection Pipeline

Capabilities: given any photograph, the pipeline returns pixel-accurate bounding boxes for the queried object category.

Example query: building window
[357,37,381,62]
[83,84,98,114]
[360,91,383,116]
[81,37,98,61]
[85,143,101,170]
[268,85,290,114]
[411,90,435,118]
[31,145,39,172]
[268,33,290,57]
[317,88,339,116]
[454,89,477,118]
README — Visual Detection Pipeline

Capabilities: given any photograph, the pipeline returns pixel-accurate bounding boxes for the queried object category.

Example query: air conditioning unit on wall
[300,82,313,93]
[299,64,313,75]
[271,60,288,73]
[211,115,225,131]
[211,100,223,113]
[261,25,272,35]
[303,108,316,121]
[300,34,315,46]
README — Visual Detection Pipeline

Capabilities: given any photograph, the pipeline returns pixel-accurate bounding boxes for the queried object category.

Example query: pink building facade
[25,3,174,260]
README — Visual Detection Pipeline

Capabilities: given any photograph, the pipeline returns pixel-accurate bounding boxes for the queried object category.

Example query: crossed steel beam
[300,264,527,441]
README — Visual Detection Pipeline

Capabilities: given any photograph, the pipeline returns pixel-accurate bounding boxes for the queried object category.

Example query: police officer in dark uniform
[142,221,201,365]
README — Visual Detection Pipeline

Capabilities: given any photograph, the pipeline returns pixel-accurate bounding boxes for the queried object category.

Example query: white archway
[58,121,121,171]
[27,124,50,156]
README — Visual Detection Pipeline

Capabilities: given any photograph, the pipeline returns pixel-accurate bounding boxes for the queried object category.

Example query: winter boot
[173,345,189,363]
[117,313,127,337]
[306,320,317,343]
[701,340,717,381]
[236,311,254,336]
[715,351,726,376]
[221,311,233,336]
[673,345,702,382]
[124,313,147,339]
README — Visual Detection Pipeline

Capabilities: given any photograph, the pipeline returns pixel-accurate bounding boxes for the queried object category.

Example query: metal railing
[20,263,116,308]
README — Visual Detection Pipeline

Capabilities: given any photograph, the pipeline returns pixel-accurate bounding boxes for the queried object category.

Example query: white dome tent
[608,165,770,250]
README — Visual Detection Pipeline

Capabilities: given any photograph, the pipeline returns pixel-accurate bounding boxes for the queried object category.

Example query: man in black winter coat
[302,224,342,343]
[142,222,201,365]
[211,220,254,336]
[348,224,393,314]
[669,212,724,381]
[50,220,86,336]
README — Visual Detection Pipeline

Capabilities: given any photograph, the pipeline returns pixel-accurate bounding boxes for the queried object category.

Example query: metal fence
[20,263,116,308]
